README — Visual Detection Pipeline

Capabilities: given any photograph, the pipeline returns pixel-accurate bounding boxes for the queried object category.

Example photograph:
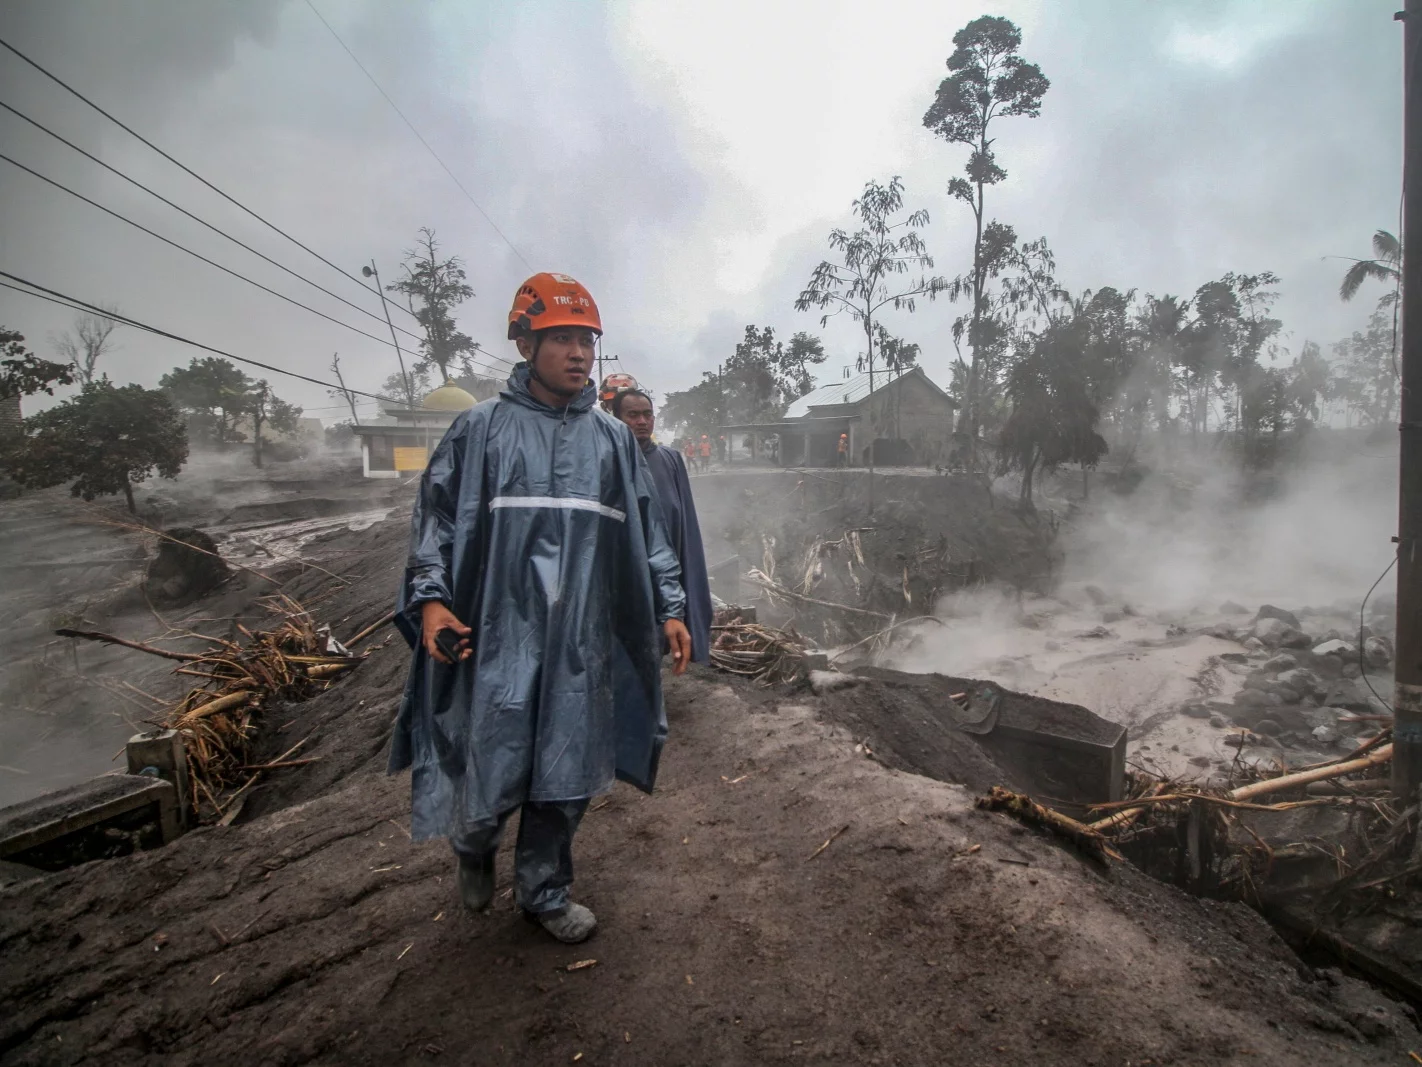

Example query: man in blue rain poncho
[389,272,691,945]
[611,388,713,664]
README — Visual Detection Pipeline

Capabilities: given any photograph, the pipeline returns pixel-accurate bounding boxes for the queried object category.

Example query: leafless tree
[52,307,121,385]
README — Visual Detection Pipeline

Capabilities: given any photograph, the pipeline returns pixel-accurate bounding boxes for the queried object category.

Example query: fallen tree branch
[976,786,1122,864]
[345,610,396,648]
[745,570,892,620]
[1229,745,1393,802]
[54,628,203,662]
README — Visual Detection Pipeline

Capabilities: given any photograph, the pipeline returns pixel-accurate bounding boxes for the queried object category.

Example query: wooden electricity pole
[1394,0,1422,801]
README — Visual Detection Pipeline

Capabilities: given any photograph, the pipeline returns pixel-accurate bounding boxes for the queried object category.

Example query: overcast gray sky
[0,0,1403,422]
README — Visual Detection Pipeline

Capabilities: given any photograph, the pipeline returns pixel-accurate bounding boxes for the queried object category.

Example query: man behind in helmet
[598,372,639,414]
[390,272,691,945]
[611,389,713,666]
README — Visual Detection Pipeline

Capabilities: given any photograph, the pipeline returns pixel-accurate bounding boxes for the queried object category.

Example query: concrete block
[0,773,179,871]
[127,728,190,827]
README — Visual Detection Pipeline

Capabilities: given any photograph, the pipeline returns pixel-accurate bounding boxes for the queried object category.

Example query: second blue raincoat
[388,366,686,841]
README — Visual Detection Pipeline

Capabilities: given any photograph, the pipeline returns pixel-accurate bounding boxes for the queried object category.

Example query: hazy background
[0,0,1402,420]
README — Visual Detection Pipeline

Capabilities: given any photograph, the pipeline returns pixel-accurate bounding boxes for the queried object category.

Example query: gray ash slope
[0,510,1416,1066]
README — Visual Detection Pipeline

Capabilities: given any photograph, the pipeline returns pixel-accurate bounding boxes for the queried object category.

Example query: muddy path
[1,516,1417,1065]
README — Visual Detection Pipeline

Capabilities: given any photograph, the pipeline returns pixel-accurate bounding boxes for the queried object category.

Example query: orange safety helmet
[507,272,602,339]
[599,372,639,404]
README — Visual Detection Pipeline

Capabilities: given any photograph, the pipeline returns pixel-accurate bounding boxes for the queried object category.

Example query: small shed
[349,384,478,478]
[722,366,957,468]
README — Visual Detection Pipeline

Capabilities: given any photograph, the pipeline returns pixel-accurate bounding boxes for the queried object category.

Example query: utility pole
[362,261,415,414]
[594,343,620,384]
[1395,0,1422,802]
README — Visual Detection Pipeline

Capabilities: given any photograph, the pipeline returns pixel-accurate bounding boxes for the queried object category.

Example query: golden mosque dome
[421,384,478,411]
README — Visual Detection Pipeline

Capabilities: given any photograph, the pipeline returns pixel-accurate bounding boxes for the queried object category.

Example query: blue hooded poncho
[639,438,713,663]
[388,365,686,840]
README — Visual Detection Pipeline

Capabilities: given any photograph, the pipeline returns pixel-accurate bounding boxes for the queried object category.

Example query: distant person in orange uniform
[698,435,712,472]
[836,433,849,467]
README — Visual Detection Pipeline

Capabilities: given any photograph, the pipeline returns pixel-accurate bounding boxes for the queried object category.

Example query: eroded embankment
[0,512,1416,1066]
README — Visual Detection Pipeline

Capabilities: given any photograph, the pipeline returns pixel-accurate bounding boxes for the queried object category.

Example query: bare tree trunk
[123,479,136,514]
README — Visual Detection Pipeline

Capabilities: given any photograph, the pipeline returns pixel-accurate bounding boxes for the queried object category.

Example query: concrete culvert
[144,527,229,605]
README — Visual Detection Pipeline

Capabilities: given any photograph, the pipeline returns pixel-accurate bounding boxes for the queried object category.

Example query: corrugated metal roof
[782,372,878,419]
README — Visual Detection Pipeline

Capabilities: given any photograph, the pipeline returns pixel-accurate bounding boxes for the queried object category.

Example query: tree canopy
[160,356,251,446]
[2,380,187,512]
[386,227,476,384]
[1,327,74,403]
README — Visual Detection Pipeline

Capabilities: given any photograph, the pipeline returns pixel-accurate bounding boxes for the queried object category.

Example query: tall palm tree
[1340,230,1401,303]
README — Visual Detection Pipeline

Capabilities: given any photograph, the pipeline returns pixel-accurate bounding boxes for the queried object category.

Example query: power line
[0,35,417,321]
[303,0,535,272]
[0,150,421,353]
[0,97,430,348]
[0,270,401,404]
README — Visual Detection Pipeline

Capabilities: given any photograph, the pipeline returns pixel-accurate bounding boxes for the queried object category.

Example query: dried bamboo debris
[55,594,363,821]
[709,609,810,685]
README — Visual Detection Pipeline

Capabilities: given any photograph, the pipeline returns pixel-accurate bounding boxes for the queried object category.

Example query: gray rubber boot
[533,902,597,943]
[456,853,495,913]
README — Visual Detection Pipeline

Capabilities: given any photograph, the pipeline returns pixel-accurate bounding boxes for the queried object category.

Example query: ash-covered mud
[0,451,402,806]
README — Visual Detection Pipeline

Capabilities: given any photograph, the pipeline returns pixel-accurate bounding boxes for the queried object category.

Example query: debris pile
[709,607,809,685]
[55,595,367,821]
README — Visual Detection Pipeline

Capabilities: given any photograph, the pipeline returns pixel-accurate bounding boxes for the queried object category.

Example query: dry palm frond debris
[978,731,1401,905]
[710,608,809,685]
[56,594,363,821]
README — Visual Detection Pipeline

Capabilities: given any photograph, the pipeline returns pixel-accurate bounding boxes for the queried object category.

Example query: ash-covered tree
[52,307,121,386]
[384,364,432,403]
[660,375,726,442]
[924,15,1048,461]
[386,227,475,384]
[327,353,360,425]
[780,331,827,401]
[159,356,251,447]
[244,380,302,468]
[1339,230,1401,305]
[796,177,945,403]
[997,320,1107,510]
[2,379,187,512]
[1333,308,1398,429]
[1,327,73,402]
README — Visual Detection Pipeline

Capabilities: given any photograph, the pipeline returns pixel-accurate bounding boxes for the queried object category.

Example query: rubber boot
[529,902,597,943]
[456,853,495,913]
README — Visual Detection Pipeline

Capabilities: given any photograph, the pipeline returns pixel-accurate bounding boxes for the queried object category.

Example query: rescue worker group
[390,272,716,944]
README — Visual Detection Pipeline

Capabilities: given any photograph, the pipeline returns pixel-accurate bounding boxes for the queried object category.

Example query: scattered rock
[1263,653,1298,673]
[144,527,229,605]
[1279,629,1313,650]
[1219,600,1249,615]
[1312,725,1340,745]
[1218,651,1249,664]
[1204,625,1235,640]
[1209,714,1228,728]
[1272,686,1302,705]
[1276,668,1324,697]
[1077,626,1115,639]
[1082,584,1109,606]
[1181,704,1211,720]
[1101,610,1125,624]
[1251,617,1289,646]
[1364,635,1394,668]
[1255,605,1301,630]
[1188,755,1211,767]
[1342,663,1362,680]
[1234,689,1271,708]
[1254,718,1283,737]
[1165,624,1188,638]
[1241,636,1265,652]
[1312,639,1356,658]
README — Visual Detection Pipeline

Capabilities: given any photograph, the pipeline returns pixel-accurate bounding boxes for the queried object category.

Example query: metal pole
[365,260,415,414]
[1395,0,1422,802]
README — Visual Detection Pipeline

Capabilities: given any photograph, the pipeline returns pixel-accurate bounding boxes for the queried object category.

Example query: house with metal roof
[721,365,957,468]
